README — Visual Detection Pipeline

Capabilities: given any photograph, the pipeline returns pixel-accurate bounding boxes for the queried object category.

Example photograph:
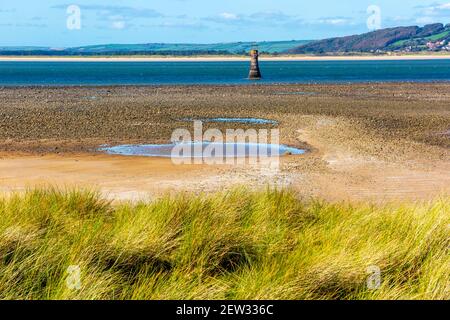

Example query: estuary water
[1,59,450,86]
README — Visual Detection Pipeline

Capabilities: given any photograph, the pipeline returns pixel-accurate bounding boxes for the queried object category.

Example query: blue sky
[1,0,450,46]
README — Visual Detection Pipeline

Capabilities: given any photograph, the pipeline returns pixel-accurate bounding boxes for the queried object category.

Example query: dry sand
[2,54,450,62]
[0,84,448,202]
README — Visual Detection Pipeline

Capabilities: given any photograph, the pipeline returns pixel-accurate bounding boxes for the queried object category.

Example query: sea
[1,59,450,86]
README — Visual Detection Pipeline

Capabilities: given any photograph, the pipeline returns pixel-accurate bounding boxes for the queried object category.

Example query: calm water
[1,60,450,86]
[181,118,278,125]
[100,143,305,158]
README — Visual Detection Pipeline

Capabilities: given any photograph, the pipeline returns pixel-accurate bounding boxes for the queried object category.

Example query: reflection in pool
[273,91,316,96]
[100,142,305,158]
[181,118,278,125]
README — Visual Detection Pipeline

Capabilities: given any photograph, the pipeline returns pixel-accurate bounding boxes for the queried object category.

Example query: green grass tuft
[0,188,448,300]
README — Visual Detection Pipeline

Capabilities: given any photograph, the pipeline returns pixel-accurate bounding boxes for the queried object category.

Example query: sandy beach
[0,83,448,202]
[2,54,450,62]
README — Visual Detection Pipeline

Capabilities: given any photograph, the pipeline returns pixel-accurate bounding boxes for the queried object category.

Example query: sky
[1,0,450,47]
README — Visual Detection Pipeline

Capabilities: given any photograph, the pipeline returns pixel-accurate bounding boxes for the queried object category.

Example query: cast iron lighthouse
[248,49,262,80]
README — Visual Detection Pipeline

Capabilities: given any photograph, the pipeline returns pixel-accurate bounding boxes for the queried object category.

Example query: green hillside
[0,40,311,56]
[69,40,311,54]
[290,23,450,54]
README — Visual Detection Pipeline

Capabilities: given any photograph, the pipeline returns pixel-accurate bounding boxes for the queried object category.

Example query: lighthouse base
[248,69,262,80]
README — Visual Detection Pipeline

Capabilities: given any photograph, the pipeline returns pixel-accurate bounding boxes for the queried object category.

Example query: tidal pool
[273,91,316,96]
[100,142,305,158]
[180,118,278,125]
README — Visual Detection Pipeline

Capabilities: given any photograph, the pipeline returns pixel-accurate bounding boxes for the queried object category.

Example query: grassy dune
[0,188,448,300]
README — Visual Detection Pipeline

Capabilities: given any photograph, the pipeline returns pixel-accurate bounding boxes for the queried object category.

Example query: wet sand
[0,84,448,201]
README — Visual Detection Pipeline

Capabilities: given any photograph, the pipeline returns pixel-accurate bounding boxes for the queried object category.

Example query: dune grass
[0,187,448,300]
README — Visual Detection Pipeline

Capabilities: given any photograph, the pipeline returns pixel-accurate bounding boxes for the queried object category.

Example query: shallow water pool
[100,142,305,158]
[181,118,278,125]
[273,91,316,96]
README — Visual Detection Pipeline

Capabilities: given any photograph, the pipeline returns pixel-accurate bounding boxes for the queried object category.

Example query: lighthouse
[248,49,262,80]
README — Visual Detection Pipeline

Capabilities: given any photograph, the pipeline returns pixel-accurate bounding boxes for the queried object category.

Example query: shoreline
[2,54,450,62]
[2,81,450,89]
[0,84,448,201]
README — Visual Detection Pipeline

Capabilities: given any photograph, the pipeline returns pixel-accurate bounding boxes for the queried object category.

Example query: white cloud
[416,16,436,24]
[439,3,450,9]
[207,11,302,27]
[219,12,238,20]
[415,2,450,24]
[317,18,351,26]
[111,21,126,29]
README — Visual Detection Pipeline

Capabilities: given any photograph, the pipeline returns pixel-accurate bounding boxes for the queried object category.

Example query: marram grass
[0,188,448,300]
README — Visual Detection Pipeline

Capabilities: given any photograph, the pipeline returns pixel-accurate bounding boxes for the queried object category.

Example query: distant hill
[4,24,450,56]
[288,23,450,54]
[0,40,311,56]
